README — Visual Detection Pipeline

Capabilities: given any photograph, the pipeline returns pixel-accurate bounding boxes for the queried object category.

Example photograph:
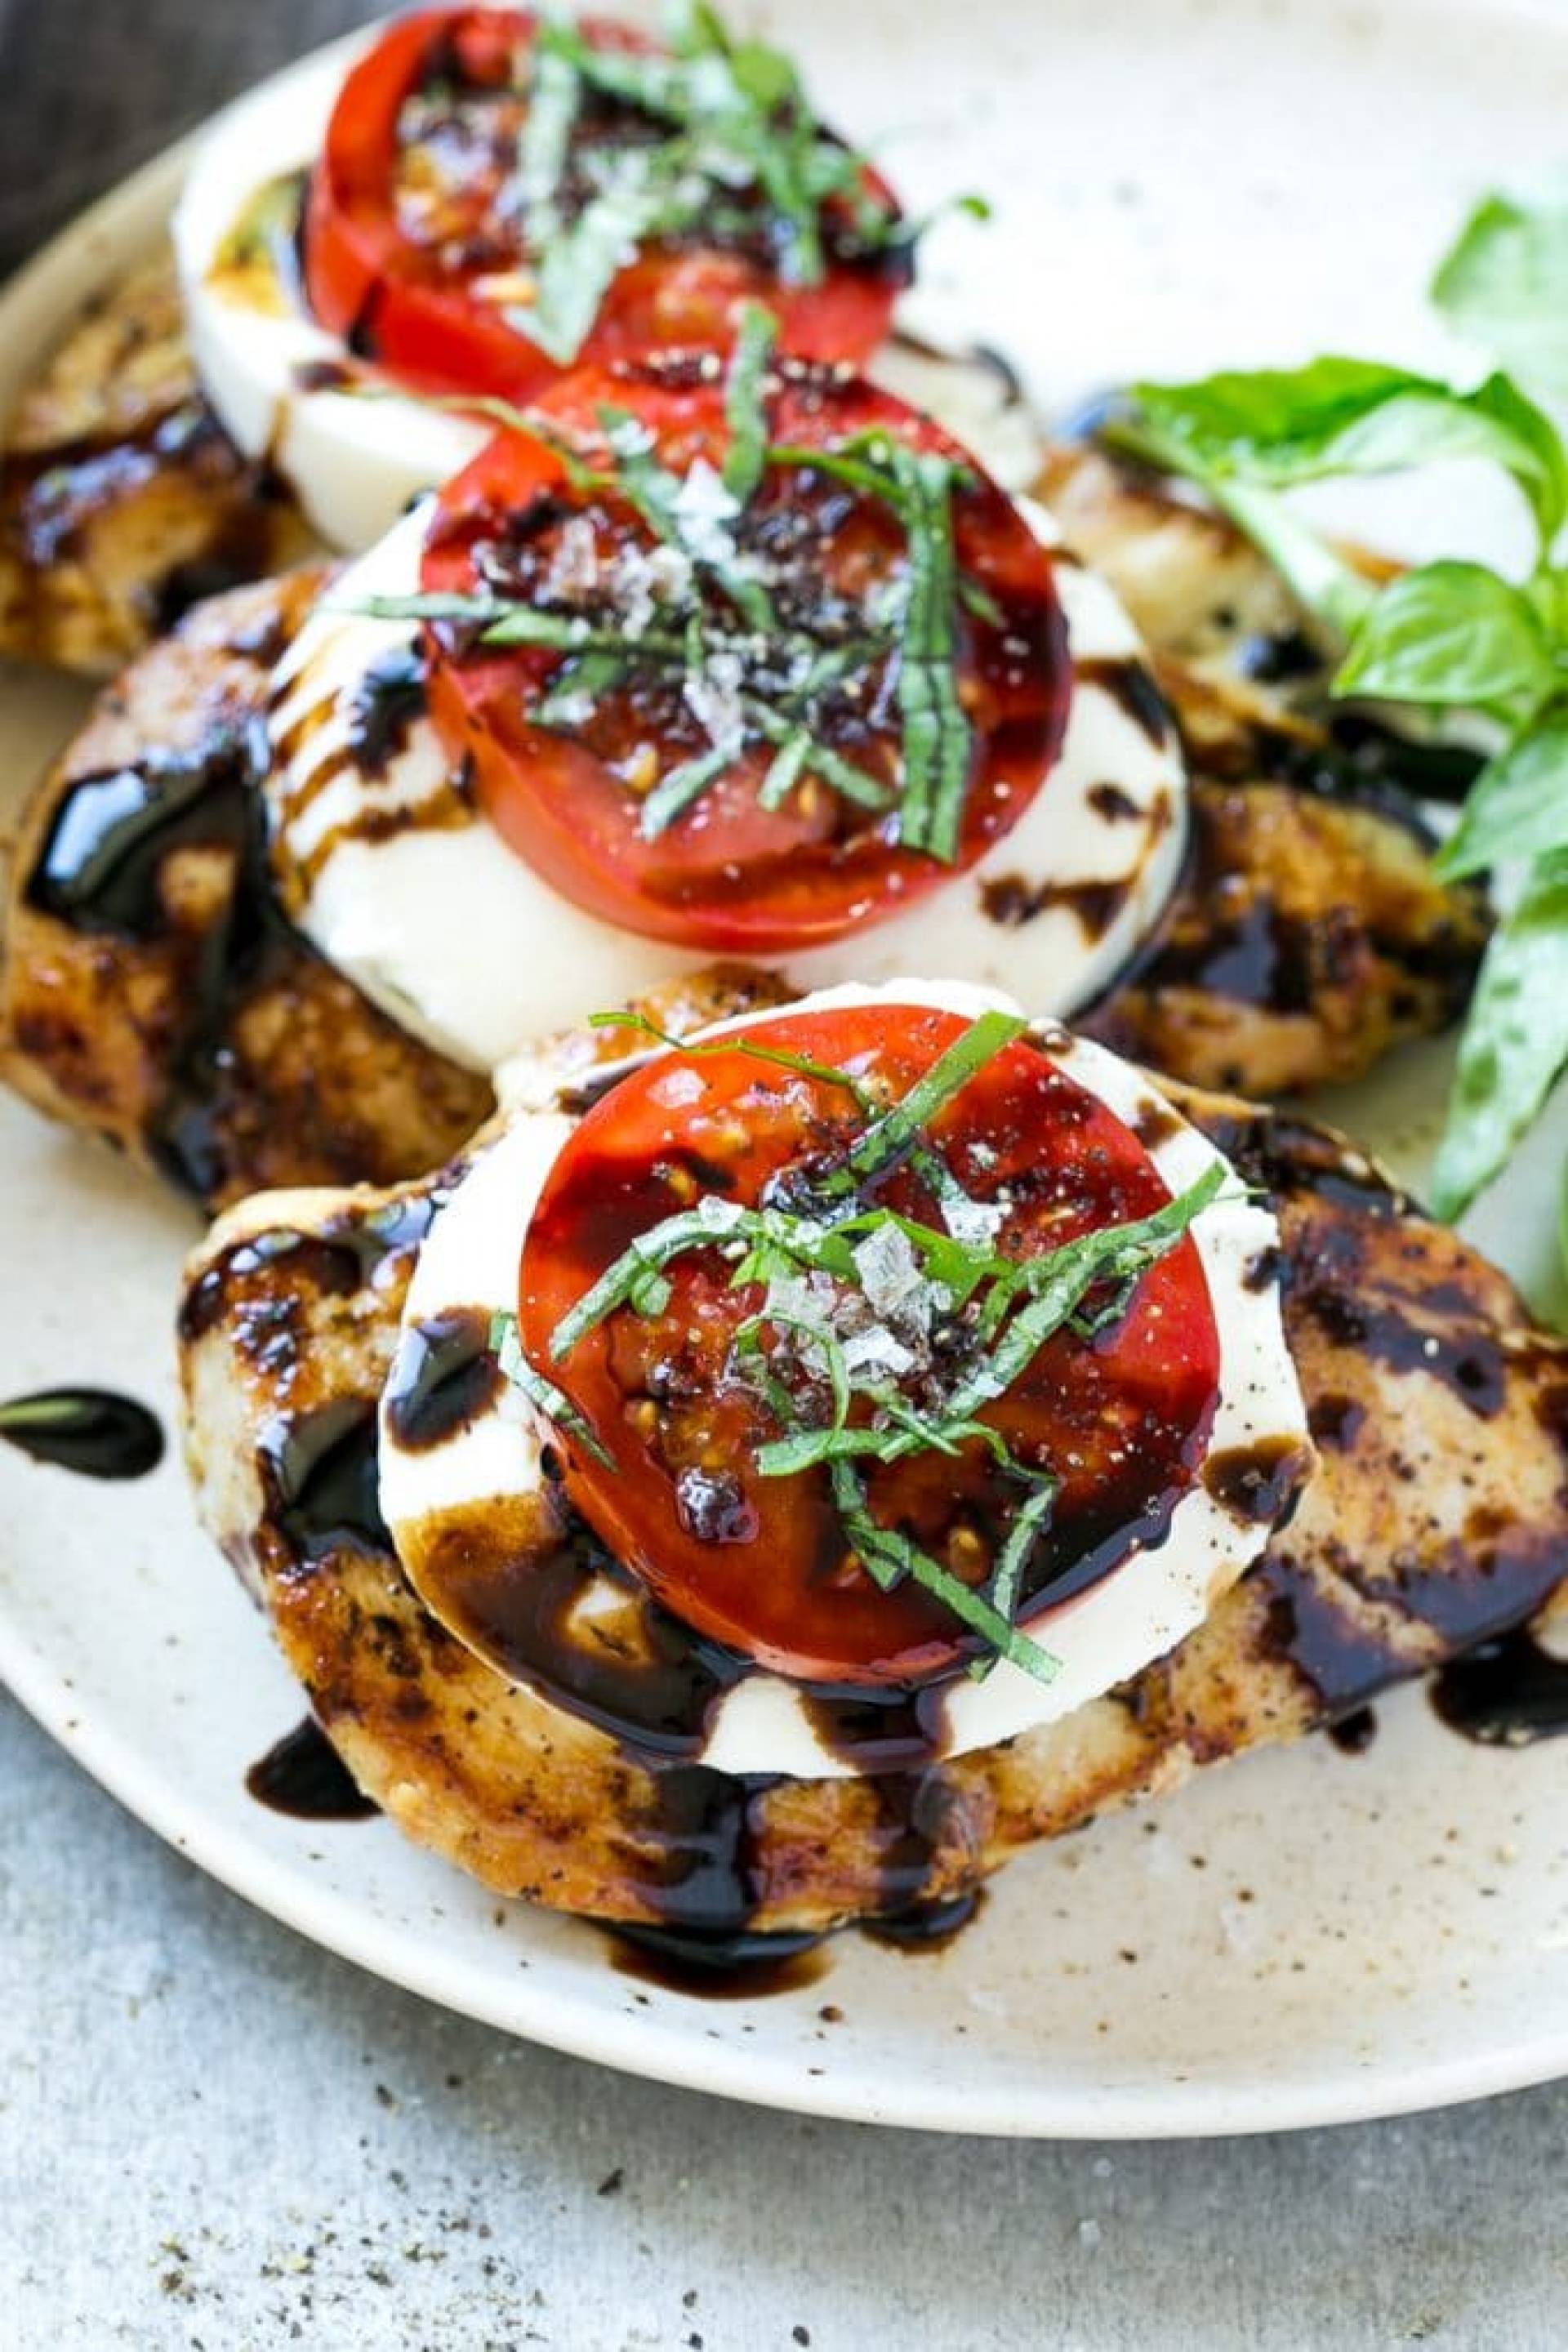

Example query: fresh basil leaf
[1430,845,1568,1217]
[819,1008,1027,1198]
[490,1312,612,1464]
[587,1008,880,1113]
[667,0,734,60]
[1100,408,1376,641]
[638,740,739,837]
[1132,357,1568,546]
[598,399,777,633]
[725,37,800,114]
[756,722,811,812]
[1435,713,1568,879]
[1432,192,1568,401]
[746,701,891,811]
[1333,560,1557,722]
[828,1459,1062,1683]
[537,20,693,122]
[987,1477,1058,1629]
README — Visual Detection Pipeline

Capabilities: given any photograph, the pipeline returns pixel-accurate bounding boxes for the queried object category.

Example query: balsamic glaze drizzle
[0,1389,164,1480]
[1431,1630,1568,1748]
[608,1920,827,1999]
[383,1308,502,1453]
[24,724,299,1202]
[1202,1437,1312,1527]
[1325,1705,1378,1757]
[25,734,258,938]
[246,1718,380,1820]
[861,1889,983,1952]
[263,1401,390,1561]
[980,870,1131,940]
[344,644,428,779]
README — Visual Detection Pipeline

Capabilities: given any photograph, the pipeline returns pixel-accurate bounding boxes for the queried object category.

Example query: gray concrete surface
[3,1690,1566,2350]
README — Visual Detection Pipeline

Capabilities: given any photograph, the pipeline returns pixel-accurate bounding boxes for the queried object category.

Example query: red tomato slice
[419,362,1071,952]
[519,1004,1220,1686]
[303,7,907,402]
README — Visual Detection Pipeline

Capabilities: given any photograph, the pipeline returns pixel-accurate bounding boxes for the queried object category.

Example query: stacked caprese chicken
[156,7,1299,1921]
[37,5,1533,1939]
[376,983,1309,1781]
[263,336,1183,1063]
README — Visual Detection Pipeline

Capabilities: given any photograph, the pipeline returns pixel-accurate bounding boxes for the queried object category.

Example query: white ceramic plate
[4,0,1568,2139]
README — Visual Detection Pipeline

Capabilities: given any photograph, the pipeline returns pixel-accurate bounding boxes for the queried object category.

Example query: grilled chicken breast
[1,519,1487,1207]
[0,257,315,675]
[0,571,490,1203]
[178,978,1568,1934]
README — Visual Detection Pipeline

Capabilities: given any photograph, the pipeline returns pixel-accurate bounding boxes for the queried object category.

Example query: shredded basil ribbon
[355,415,975,856]
[490,1013,1231,1682]
[502,2,911,363]
[723,303,780,503]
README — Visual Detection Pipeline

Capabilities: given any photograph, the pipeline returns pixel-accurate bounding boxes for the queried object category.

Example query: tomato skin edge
[418,365,1072,956]
[516,1006,1223,1687]
[301,7,905,402]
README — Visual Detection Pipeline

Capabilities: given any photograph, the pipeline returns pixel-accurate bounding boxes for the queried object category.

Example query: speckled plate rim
[7,1620,1567,2144]
[4,0,1568,2140]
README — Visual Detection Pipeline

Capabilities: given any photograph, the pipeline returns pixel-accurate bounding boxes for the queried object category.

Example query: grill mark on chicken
[0,257,317,675]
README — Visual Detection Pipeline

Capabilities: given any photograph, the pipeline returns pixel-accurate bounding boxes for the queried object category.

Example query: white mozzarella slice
[379,982,1310,1782]
[264,503,1187,1073]
[172,35,488,551]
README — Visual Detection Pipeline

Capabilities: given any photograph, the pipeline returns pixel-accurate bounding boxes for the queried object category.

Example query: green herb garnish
[1107,193,1568,1223]
[499,0,942,365]
[585,1005,880,1112]
[491,1013,1231,1682]
[525,146,703,368]
[1432,191,1568,403]
[359,398,986,860]
[722,302,780,503]
[489,1310,612,1466]
[829,1458,1060,1687]
[816,1008,1027,1198]
[512,30,581,252]
[884,439,974,861]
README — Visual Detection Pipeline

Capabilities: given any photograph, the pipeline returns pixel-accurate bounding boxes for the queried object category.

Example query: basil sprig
[501,0,925,364]
[1108,198,1568,1223]
[492,1013,1229,1682]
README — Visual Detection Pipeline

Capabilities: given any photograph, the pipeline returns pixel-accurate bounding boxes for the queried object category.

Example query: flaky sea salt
[852,1223,924,1316]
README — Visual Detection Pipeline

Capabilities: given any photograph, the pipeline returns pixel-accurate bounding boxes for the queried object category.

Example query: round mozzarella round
[378,980,1310,1782]
[172,38,1041,554]
[172,34,488,553]
[263,501,1187,1072]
